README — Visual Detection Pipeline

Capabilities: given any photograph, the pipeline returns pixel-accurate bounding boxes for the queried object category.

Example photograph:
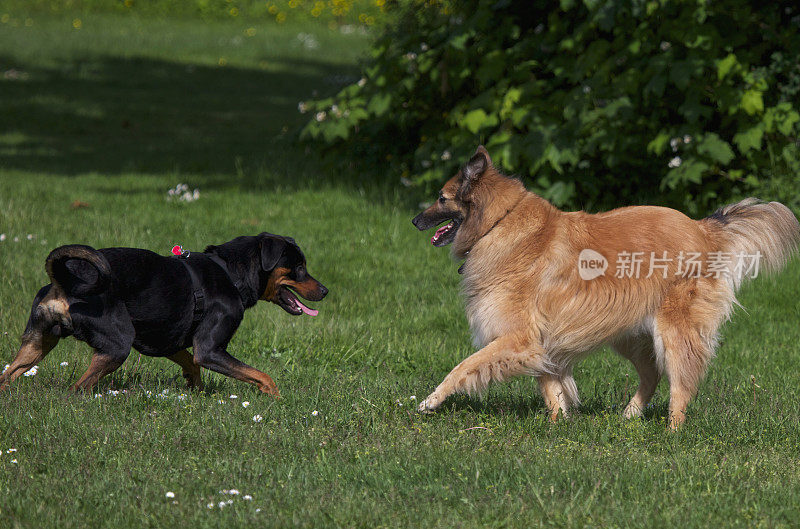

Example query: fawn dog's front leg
[418,334,544,412]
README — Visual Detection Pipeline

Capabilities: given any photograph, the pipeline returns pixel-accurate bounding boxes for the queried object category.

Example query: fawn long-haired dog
[412,146,799,429]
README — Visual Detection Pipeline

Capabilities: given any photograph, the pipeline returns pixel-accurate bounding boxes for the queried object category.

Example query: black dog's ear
[460,146,491,196]
[259,234,286,271]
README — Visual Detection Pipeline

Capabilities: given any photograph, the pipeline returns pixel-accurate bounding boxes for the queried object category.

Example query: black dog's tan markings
[167,349,203,389]
[0,233,328,395]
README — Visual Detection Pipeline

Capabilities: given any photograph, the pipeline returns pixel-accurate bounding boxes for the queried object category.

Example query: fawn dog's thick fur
[413,146,799,428]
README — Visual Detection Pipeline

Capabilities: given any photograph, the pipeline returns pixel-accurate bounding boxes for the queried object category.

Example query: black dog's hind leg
[192,316,279,397]
[69,298,134,392]
[0,332,59,390]
[0,286,66,390]
[167,349,203,389]
[71,349,130,391]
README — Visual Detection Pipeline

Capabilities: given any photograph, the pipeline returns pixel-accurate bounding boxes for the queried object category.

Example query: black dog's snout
[412,213,424,230]
[319,284,329,298]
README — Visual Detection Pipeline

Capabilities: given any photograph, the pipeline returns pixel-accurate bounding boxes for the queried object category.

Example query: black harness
[174,252,246,324]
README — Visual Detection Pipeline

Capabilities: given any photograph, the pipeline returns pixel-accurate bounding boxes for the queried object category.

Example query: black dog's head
[206,233,328,315]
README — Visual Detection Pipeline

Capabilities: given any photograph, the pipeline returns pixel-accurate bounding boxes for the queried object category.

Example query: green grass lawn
[2,10,800,529]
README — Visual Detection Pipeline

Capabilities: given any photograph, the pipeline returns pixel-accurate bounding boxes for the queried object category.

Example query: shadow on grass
[433,390,670,424]
[98,368,243,396]
[0,53,406,197]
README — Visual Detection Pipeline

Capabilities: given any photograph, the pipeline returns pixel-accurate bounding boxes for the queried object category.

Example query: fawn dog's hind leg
[612,333,661,419]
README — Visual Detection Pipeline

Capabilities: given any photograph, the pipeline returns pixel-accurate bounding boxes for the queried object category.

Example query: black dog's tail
[46,244,113,297]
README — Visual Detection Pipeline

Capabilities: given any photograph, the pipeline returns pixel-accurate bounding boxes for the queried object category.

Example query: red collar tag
[171,245,190,258]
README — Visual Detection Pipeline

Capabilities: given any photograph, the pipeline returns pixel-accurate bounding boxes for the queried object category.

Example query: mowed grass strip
[1,11,800,529]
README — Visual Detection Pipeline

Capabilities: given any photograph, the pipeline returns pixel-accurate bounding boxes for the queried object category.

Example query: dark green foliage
[303,0,800,215]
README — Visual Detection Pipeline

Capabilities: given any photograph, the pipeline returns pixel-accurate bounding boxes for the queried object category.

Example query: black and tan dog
[0,233,327,395]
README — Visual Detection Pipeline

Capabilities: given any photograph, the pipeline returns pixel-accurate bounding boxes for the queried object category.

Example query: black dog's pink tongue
[431,221,453,245]
[296,299,318,316]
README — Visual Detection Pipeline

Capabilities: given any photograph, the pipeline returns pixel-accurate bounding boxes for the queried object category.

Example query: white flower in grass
[217,399,225,404]
[229,394,238,399]
[207,502,214,509]
[242,401,249,408]
[60,361,68,367]
[243,495,252,501]
[315,111,327,122]
[311,410,319,416]
[177,394,187,401]
[94,393,102,399]
[26,234,33,240]
[165,491,175,498]
[13,236,19,242]
[410,395,416,401]
[2,364,7,374]
[23,365,37,377]
[683,134,692,144]
[357,77,366,87]
[7,448,17,453]
[226,499,234,505]
[218,501,227,508]
[298,101,308,113]
[253,414,263,423]
[668,156,682,168]
[256,508,262,513]
[440,151,451,161]
[0,234,5,241]
[228,489,239,495]
[670,137,681,152]
[10,459,17,464]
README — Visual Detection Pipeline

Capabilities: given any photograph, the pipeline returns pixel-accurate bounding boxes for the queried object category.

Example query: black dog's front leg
[192,314,279,397]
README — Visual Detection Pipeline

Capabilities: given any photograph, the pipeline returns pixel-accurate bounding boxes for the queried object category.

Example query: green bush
[302,0,800,215]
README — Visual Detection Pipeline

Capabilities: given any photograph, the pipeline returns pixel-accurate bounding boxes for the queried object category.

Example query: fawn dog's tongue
[431,221,455,245]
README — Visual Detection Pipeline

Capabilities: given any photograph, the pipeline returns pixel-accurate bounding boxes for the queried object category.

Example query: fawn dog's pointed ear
[460,146,491,196]
[259,233,287,272]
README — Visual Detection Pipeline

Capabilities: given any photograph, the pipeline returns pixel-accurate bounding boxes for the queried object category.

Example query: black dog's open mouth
[278,287,318,316]
[431,219,460,247]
